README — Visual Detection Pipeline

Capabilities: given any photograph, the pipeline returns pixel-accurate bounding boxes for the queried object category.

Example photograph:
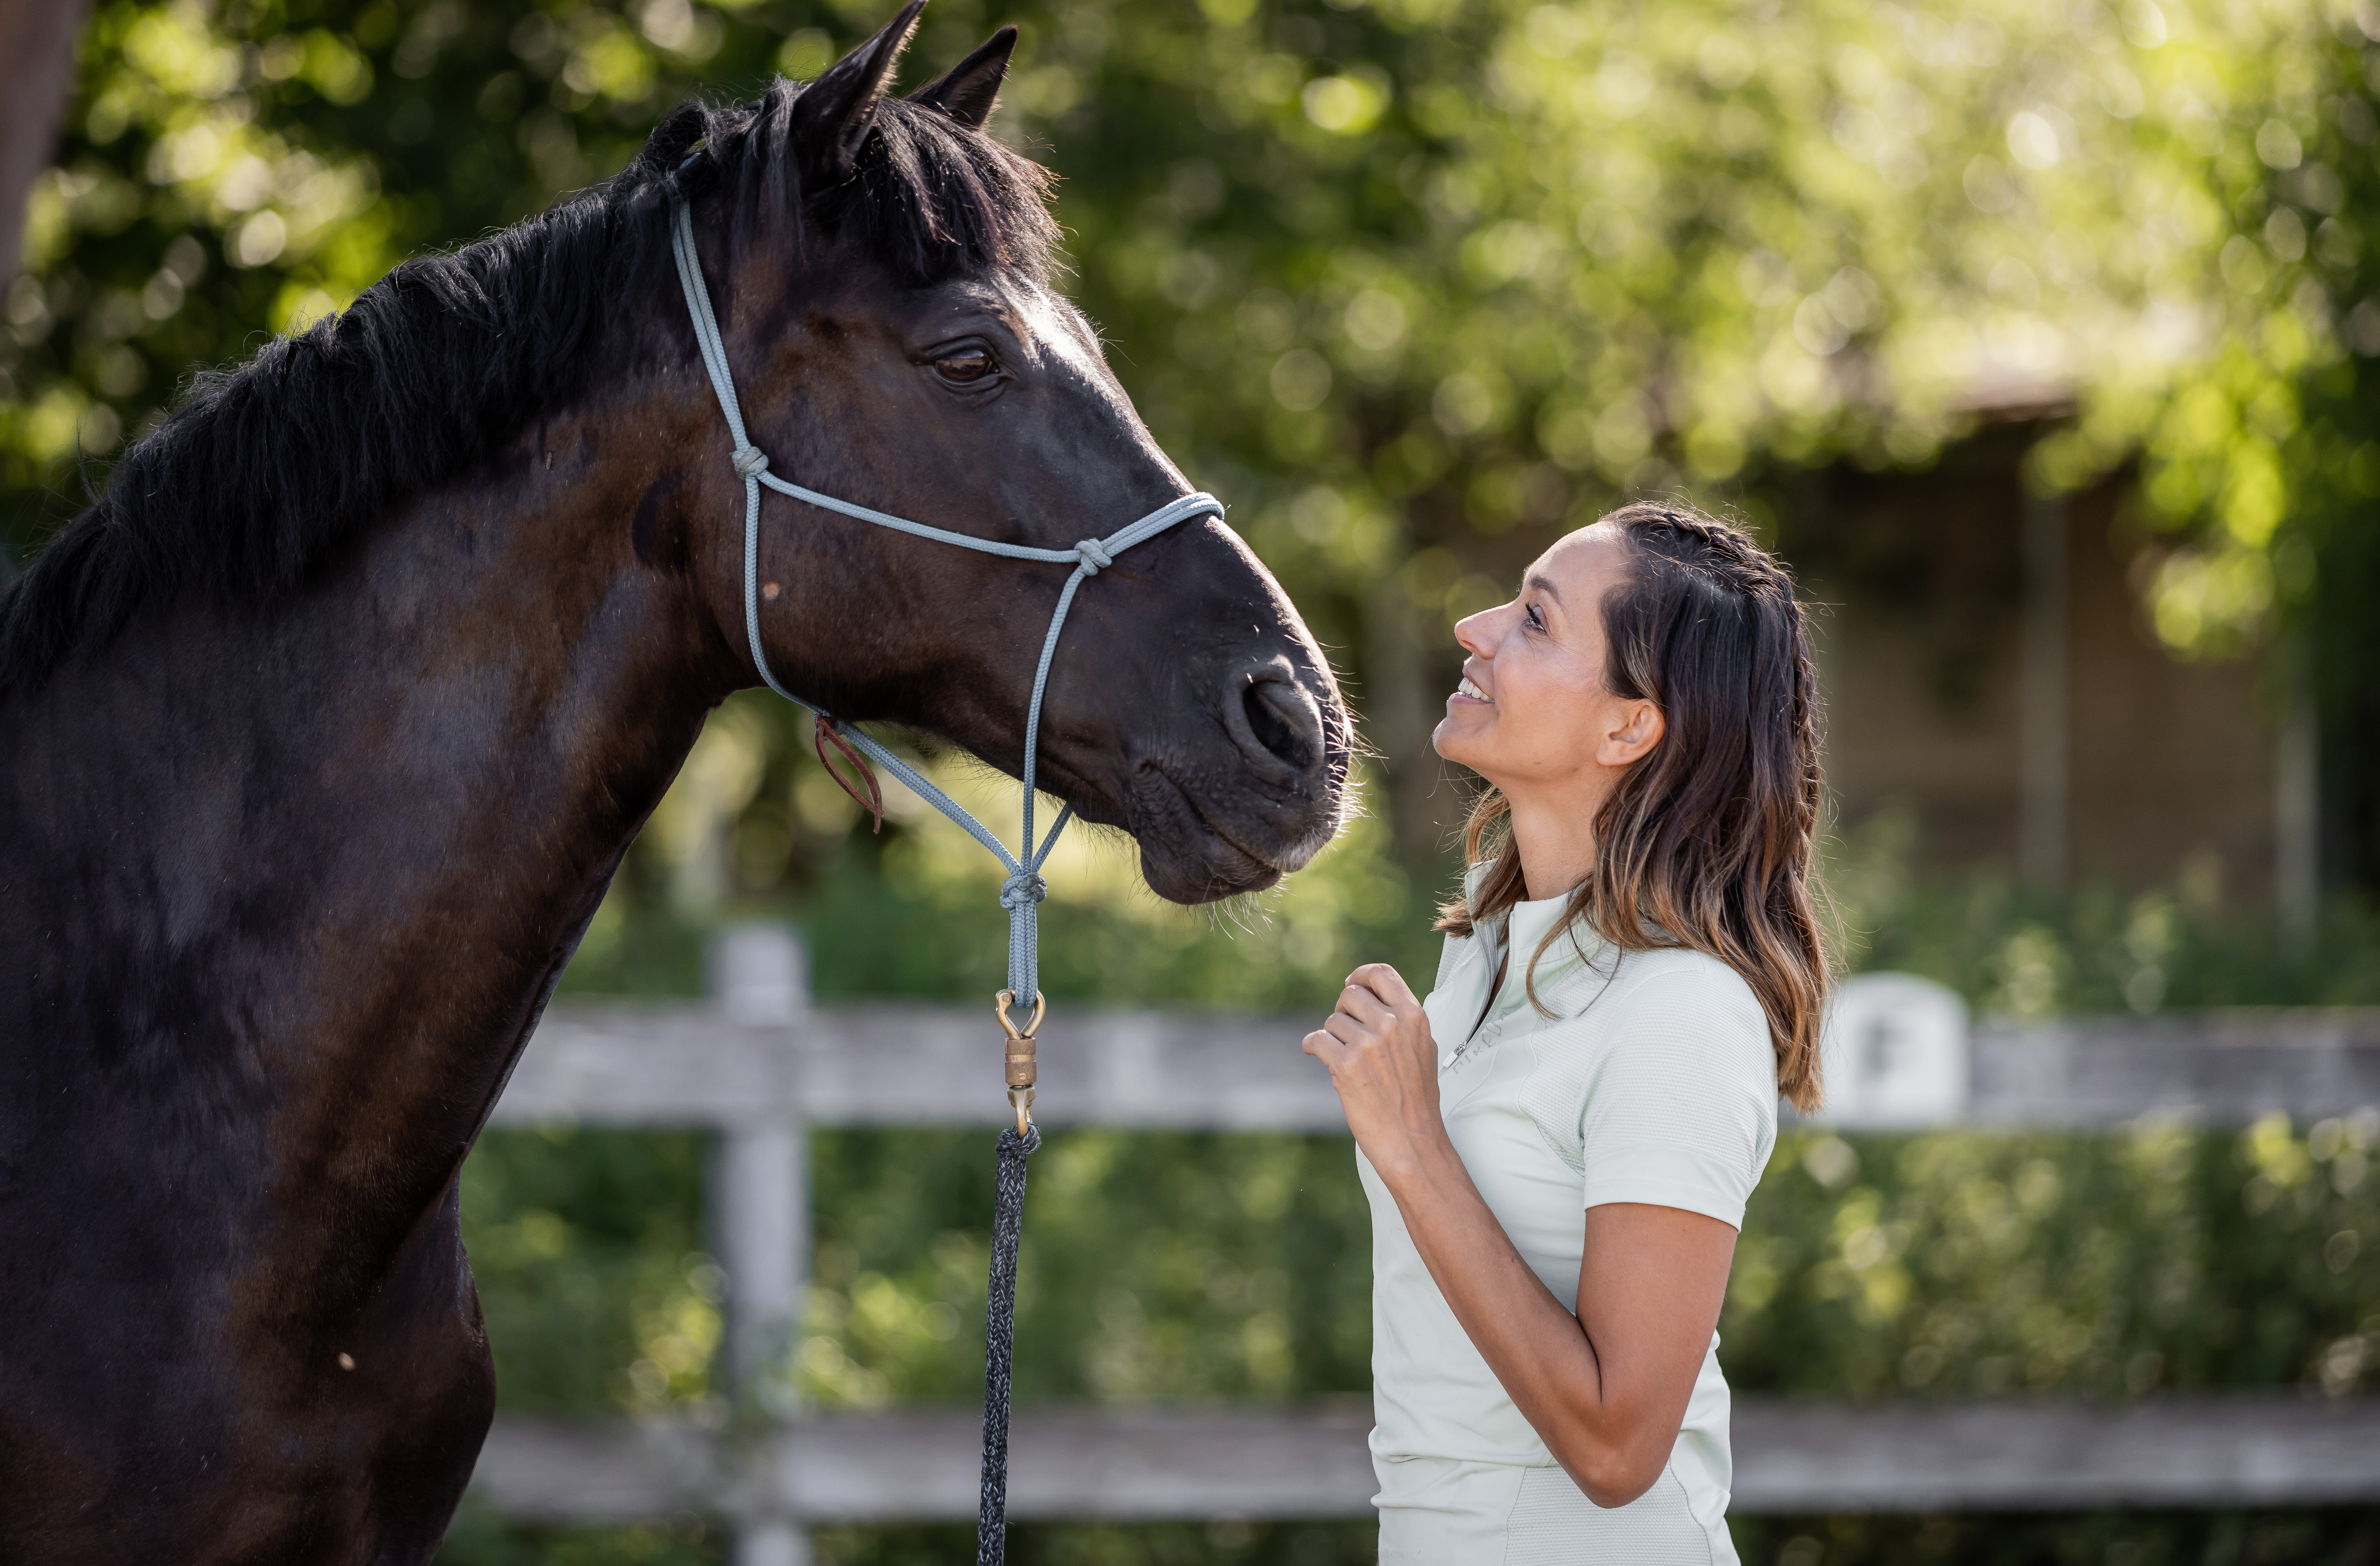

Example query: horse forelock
[703,80,1059,286]
[0,78,1061,690]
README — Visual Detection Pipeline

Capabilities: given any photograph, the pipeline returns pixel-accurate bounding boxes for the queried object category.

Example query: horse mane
[0,84,1058,689]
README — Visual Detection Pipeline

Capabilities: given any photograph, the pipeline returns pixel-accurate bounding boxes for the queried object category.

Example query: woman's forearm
[1372,1138,1674,1506]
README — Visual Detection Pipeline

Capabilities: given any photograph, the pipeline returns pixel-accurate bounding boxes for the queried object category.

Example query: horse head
[654,4,1351,903]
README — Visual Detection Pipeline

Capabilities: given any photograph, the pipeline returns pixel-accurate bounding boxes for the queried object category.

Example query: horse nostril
[1240,675,1320,774]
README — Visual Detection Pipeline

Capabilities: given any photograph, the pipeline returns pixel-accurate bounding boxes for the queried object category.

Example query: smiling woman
[1302,501,1828,1563]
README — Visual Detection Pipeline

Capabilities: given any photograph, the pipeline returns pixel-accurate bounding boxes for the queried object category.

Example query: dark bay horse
[0,8,1350,1560]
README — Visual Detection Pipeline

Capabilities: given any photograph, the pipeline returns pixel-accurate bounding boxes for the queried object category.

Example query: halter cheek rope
[671,199,1222,1564]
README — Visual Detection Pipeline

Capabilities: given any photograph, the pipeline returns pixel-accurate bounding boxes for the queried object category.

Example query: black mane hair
[0,82,1059,689]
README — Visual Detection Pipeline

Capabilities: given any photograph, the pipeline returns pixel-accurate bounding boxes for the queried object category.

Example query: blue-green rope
[671,197,1221,1560]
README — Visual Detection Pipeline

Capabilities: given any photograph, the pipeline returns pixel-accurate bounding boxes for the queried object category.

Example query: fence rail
[470,934,2380,1561]
[474,1394,2380,1525]
[497,997,2380,1133]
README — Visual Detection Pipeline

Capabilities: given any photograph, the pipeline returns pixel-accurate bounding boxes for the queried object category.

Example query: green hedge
[443,1114,2378,1565]
[460,1117,2378,1421]
[438,1509,2380,1566]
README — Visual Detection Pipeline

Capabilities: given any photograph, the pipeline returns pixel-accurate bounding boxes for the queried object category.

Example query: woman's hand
[1302,962,1448,1179]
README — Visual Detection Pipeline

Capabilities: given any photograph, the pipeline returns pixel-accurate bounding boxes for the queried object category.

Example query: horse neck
[7,383,735,1265]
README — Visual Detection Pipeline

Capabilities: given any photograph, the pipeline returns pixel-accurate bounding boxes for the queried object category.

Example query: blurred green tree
[9,0,2380,887]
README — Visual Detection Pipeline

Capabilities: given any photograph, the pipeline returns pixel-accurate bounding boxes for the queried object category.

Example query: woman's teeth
[1458,675,1492,703]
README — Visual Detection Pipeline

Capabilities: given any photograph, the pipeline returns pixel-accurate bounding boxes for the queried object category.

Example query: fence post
[709,924,811,1566]
[2018,476,2071,894]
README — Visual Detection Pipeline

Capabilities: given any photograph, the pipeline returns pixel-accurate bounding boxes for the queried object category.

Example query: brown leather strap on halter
[813,714,885,833]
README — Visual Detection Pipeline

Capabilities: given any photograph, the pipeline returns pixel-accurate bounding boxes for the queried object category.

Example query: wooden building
[1801,421,2310,914]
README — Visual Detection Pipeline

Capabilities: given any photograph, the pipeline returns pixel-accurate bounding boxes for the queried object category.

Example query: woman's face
[1432,523,1662,796]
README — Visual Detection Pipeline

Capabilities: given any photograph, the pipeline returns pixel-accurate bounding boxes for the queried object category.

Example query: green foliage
[1826,809,2380,1016]
[807,1521,1376,1565]
[798,1127,1373,1407]
[2036,14,2380,648]
[440,1497,723,1566]
[11,0,2380,862]
[460,1115,2380,1420]
[564,784,2380,1021]
[15,0,2380,709]
[462,1125,720,1415]
[5,0,724,516]
[448,1112,2378,1563]
[1733,1119,2380,1401]
[1729,1509,2380,1566]
[1852,881,2380,1016]
[439,1509,2380,1566]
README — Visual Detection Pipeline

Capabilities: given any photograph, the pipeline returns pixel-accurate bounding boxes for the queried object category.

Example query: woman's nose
[1452,604,1503,658]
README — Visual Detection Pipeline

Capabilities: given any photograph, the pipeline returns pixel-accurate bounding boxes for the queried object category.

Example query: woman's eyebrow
[1525,573,1564,606]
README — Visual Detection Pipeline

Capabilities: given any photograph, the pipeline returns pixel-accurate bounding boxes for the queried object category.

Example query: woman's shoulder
[1609,943,1762,1009]
[1536,943,1771,1067]
[1535,940,1756,1013]
[1520,941,1780,1185]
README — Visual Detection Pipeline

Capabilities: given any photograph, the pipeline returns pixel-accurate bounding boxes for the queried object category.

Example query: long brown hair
[1436,501,1830,1112]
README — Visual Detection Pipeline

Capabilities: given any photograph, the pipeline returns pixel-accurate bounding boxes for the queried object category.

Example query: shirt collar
[1473,876,1602,1024]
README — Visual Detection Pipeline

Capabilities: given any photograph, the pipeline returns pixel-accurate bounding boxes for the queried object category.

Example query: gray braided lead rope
[667,197,1222,1558]
[977,1121,1040,1564]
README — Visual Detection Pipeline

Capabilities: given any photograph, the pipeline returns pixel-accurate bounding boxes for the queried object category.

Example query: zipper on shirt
[1453,937,1509,1062]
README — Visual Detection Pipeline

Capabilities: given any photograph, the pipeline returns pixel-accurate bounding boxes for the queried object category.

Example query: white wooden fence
[472,928,2380,1563]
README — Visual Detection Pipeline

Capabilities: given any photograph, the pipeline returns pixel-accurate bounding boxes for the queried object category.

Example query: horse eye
[934,347,996,385]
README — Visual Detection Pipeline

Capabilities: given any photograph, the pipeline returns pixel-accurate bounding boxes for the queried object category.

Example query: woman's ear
[1597,698,1664,769]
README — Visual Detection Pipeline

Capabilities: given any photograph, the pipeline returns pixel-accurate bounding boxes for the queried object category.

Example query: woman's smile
[1454,671,1493,705]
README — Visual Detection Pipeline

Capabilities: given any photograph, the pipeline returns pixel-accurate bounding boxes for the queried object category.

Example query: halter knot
[732,445,771,479]
[999,872,1049,910]
[1073,538,1114,574]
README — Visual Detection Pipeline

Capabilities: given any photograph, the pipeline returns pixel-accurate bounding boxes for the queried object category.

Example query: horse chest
[0,1180,493,1565]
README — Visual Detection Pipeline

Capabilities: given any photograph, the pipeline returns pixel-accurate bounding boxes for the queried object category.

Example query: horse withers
[0,8,1351,1561]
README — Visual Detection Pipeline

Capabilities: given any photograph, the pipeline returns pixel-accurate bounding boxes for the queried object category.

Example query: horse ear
[788,0,925,189]
[909,25,1017,130]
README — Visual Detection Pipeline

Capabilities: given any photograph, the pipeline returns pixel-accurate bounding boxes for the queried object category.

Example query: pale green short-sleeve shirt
[1361,881,1779,1564]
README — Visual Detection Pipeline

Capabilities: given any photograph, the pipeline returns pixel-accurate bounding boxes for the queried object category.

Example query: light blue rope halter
[668,198,1221,1060]
[670,193,1225,1566]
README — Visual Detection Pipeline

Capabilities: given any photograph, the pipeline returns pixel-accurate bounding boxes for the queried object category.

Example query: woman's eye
[1524,604,1544,630]
[934,347,997,385]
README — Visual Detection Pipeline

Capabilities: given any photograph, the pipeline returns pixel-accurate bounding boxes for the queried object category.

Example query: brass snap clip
[995,988,1045,1137]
